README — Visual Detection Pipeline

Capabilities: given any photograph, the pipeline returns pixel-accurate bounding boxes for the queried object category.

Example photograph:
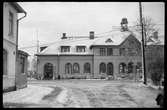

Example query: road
[25,79,159,108]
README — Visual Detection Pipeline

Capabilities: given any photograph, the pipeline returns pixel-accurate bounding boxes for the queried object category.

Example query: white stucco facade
[3,2,26,91]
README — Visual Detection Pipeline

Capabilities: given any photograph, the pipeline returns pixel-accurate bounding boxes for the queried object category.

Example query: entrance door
[44,63,53,80]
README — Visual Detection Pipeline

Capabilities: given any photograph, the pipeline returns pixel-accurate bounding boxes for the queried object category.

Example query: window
[65,63,72,74]
[120,48,125,56]
[128,48,137,56]
[9,12,14,35]
[44,63,53,79]
[100,48,106,56]
[73,63,80,73]
[3,49,7,75]
[107,48,113,56]
[84,63,91,73]
[119,63,127,74]
[61,46,70,52]
[99,63,106,74]
[20,57,25,73]
[76,46,86,52]
[107,63,113,75]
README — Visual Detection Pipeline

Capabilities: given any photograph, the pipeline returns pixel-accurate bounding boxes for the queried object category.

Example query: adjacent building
[3,2,27,92]
[16,50,29,89]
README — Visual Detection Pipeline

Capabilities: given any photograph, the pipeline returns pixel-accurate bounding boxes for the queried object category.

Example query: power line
[19,24,164,50]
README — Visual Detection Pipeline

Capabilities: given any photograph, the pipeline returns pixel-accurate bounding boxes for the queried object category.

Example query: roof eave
[18,50,29,56]
[10,2,26,13]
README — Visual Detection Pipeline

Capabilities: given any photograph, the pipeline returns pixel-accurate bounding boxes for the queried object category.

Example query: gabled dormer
[119,34,141,56]
[105,38,113,43]
[61,46,70,52]
[76,46,86,52]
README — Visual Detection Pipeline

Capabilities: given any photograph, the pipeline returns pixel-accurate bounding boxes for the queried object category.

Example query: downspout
[15,12,27,90]
[58,53,60,79]
[92,48,94,78]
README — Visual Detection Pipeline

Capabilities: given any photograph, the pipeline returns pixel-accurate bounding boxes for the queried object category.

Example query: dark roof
[9,2,26,13]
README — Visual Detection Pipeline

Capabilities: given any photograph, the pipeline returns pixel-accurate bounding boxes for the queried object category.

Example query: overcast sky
[17,2,164,55]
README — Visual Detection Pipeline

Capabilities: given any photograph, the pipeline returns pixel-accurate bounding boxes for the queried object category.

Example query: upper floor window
[9,11,14,35]
[76,46,86,52]
[100,48,106,56]
[120,48,125,56]
[61,46,70,52]
[107,48,113,56]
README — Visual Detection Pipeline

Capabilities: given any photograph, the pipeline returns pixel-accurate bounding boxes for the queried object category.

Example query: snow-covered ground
[3,80,161,108]
[3,85,53,104]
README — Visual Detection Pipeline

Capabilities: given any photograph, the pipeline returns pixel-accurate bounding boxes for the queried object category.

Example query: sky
[17,2,164,55]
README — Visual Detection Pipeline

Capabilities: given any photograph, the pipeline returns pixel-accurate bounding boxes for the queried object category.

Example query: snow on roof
[40,37,95,55]
[38,30,163,55]
[92,30,133,46]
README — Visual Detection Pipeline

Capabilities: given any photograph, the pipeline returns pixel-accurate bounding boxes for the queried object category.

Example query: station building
[36,19,147,80]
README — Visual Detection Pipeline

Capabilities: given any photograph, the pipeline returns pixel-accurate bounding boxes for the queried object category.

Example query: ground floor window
[119,63,127,74]
[99,63,106,74]
[44,63,53,79]
[3,49,7,75]
[73,63,80,73]
[65,63,72,74]
[84,63,91,73]
[107,63,113,75]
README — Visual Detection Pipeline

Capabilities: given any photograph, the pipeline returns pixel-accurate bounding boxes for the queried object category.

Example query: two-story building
[36,19,145,80]
[3,2,27,92]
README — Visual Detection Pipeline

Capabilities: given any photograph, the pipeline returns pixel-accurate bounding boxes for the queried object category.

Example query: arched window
[99,63,106,74]
[119,63,127,74]
[107,63,113,75]
[128,62,134,73]
[65,63,72,74]
[3,49,7,75]
[84,63,91,73]
[44,63,53,79]
[73,63,80,73]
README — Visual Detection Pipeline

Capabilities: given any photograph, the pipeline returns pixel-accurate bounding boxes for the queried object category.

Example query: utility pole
[139,2,147,85]
[36,29,39,54]
[36,29,39,77]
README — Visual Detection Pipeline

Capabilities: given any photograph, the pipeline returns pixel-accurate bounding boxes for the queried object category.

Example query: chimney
[120,18,128,31]
[61,33,67,39]
[89,31,94,39]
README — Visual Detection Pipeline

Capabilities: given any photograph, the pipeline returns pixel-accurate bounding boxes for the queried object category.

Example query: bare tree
[134,16,160,46]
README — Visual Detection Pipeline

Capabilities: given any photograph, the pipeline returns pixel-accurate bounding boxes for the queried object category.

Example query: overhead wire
[19,24,164,49]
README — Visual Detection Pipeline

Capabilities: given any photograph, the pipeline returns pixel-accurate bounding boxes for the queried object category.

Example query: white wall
[3,3,18,90]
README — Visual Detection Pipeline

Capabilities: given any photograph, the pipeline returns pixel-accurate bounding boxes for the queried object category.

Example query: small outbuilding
[16,50,29,89]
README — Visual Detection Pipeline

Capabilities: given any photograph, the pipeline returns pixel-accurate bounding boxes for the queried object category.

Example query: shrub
[151,72,162,86]
[148,58,164,86]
